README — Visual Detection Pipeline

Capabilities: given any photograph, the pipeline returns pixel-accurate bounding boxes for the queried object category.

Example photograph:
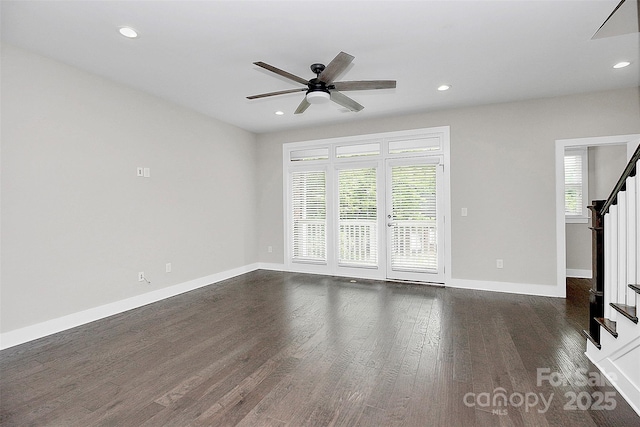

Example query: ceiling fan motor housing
[306,77,331,103]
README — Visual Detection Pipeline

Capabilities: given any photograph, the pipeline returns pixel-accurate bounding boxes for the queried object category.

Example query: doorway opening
[555,134,640,294]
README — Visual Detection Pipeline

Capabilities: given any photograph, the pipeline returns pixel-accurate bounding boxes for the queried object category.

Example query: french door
[385,158,444,283]
[284,126,450,284]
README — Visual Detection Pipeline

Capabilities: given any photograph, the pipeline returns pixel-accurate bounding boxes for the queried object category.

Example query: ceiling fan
[247,51,396,114]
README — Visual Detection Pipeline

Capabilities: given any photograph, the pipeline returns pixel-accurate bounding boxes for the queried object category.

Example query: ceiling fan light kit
[306,91,330,104]
[248,51,396,114]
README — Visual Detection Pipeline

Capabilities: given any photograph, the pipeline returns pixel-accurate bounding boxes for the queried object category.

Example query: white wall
[1,45,258,334]
[565,145,628,274]
[257,87,640,292]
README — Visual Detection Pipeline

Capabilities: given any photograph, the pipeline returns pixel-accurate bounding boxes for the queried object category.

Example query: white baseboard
[566,268,593,279]
[257,262,287,271]
[0,263,260,350]
[447,278,566,298]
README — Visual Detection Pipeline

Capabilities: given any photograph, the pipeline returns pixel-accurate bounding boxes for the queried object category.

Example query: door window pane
[338,168,377,267]
[390,164,438,271]
[388,137,440,154]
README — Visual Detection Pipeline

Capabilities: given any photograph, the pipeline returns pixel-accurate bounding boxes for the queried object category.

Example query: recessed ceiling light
[275,111,284,116]
[119,27,138,39]
[613,61,630,69]
[437,85,451,91]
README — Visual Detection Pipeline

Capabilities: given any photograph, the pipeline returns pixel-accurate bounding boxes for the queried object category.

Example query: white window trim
[282,126,451,283]
[564,147,589,224]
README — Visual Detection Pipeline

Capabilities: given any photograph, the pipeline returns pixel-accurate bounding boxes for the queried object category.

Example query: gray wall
[565,145,629,273]
[1,45,258,333]
[2,42,639,334]
[257,87,640,289]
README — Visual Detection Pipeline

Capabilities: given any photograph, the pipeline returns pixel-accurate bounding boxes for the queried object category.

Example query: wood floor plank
[280,291,378,426]
[1,272,639,426]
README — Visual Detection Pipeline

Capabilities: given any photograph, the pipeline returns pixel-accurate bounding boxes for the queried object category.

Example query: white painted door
[386,158,444,283]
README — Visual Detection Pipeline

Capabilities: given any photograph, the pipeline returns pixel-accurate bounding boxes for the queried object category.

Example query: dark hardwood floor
[1,272,638,426]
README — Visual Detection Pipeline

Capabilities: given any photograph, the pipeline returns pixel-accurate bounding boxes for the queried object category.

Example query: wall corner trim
[0,263,260,350]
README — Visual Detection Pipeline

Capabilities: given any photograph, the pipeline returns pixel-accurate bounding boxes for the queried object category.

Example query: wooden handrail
[600,143,640,216]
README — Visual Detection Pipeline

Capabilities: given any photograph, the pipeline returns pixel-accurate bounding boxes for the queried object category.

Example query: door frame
[555,134,640,297]
[283,126,451,284]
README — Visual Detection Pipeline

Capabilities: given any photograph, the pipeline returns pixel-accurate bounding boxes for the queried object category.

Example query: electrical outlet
[138,271,145,281]
[496,259,504,269]
[166,263,172,273]
[268,246,273,253]
[461,207,468,217]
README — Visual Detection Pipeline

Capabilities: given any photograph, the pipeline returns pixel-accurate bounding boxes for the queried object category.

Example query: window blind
[564,151,584,216]
[338,168,377,267]
[291,171,326,262]
[390,164,438,271]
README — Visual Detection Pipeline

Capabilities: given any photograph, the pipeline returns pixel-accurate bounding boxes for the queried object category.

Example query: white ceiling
[2,0,638,134]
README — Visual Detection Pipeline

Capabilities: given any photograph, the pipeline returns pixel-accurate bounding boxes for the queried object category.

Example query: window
[291,170,326,263]
[336,142,380,158]
[290,148,329,162]
[564,148,588,223]
[388,136,440,154]
[338,167,378,267]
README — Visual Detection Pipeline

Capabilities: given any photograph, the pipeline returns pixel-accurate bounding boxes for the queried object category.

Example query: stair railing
[584,143,640,348]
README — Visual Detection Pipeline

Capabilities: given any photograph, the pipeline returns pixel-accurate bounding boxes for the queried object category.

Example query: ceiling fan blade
[332,80,397,91]
[253,61,309,85]
[330,90,364,112]
[318,52,354,84]
[247,88,307,100]
[294,97,311,114]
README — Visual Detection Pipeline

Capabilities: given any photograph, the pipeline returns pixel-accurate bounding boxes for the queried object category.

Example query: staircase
[584,144,640,416]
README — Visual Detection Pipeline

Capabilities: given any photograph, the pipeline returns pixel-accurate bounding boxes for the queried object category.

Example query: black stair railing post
[585,200,606,347]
